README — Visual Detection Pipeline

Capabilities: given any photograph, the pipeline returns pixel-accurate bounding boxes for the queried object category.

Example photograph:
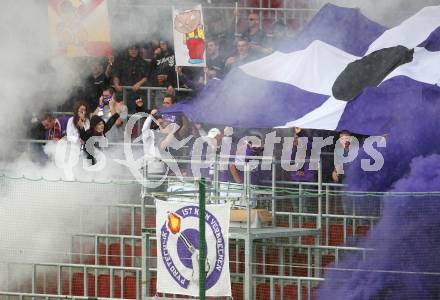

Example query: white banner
[172,4,207,67]
[155,200,231,297]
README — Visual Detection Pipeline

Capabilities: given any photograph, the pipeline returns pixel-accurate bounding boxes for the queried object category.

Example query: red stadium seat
[97,274,111,297]
[256,283,269,300]
[149,277,157,296]
[134,243,142,257]
[108,243,132,267]
[292,252,308,277]
[229,245,245,274]
[329,224,353,246]
[276,220,289,227]
[134,211,156,235]
[145,211,156,228]
[98,242,107,265]
[299,222,317,245]
[263,0,281,8]
[71,272,95,296]
[229,244,238,273]
[356,225,370,236]
[97,274,121,298]
[256,282,281,300]
[232,282,244,300]
[124,275,138,299]
[45,272,58,294]
[283,284,308,300]
[265,247,280,275]
[298,222,355,246]
[255,244,264,274]
[254,245,280,275]
[118,212,132,235]
[134,212,141,236]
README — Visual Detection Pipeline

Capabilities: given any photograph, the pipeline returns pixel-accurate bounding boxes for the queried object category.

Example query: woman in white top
[142,110,180,175]
[66,101,90,144]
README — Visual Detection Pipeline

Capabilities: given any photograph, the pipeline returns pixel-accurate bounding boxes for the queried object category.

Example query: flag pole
[235,2,238,37]
[176,66,180,91]
[199,178,206,300]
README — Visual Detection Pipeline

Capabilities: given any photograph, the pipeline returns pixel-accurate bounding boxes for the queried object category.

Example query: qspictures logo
[54,113,387,186]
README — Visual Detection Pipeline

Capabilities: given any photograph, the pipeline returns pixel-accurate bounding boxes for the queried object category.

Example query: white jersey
[142,116,166,174]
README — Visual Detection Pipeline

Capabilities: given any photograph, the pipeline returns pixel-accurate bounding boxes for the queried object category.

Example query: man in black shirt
[206,39,225,79]
[85,58,110,111]
[150,40,176,108]
[224,38,256,72]
[113,44,150,113]
[242,12,272,56]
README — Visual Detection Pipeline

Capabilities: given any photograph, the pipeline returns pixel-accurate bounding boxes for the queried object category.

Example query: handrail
[118,85,192,92]
[0,291,124,300]
[120,3,319,12]
[6,261,141,270]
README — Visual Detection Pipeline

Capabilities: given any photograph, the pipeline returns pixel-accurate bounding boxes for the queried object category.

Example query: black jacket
[79,114,119,164]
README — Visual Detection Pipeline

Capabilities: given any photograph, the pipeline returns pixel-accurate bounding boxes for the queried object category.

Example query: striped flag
[163,4,440,136]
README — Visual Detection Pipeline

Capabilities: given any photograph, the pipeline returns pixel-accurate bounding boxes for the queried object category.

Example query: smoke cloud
[0,0,147,288]
[318,155,440,299]
[317,52,440,299]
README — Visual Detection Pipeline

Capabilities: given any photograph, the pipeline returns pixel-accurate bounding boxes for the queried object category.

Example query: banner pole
[235,2,239,37]
[176,67,181,90]
[199,178,206,300]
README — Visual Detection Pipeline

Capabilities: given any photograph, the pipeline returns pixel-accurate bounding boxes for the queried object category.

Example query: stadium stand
[0,1,387,300]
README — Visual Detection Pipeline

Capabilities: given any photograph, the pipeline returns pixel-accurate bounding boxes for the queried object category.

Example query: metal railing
[119,85,192,110]
[3,262,141,299]
[0,291,124,300]
[71,233,142,267]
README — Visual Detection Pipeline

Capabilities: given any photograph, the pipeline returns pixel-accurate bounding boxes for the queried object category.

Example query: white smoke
[0,0,144,289]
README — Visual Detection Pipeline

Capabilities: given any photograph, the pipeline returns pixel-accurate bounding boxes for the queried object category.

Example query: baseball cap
[207,128,221,139]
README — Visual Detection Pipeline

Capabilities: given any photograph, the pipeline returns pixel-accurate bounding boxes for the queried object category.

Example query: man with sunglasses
[242,12,272,55]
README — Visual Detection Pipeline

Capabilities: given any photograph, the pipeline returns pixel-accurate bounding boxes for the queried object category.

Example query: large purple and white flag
[155,200,231,297]
[163,4,440,136]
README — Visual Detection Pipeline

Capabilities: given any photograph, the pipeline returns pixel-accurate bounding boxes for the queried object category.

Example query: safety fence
[108,1,320,49]
[2,156,437,299]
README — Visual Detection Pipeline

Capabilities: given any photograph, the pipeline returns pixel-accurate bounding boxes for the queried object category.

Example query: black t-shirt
[150,53,176,86]
[242,29,267,47]
[207,54,226,78]
[113,56,150,86]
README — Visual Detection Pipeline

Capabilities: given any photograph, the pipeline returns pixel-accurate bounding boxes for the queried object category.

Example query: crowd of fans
[27,10,361,184]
